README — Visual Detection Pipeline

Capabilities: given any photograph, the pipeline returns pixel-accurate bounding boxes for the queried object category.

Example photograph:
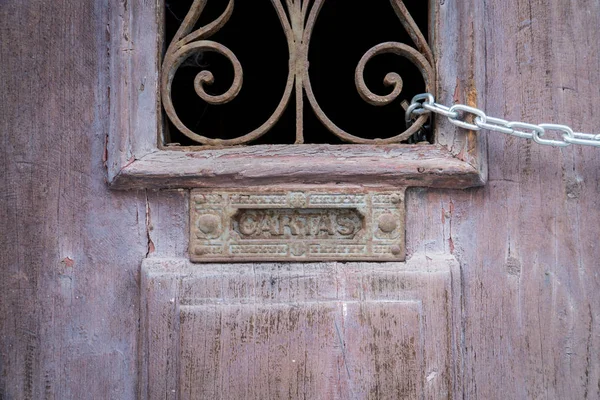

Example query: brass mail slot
[189,188,406,262]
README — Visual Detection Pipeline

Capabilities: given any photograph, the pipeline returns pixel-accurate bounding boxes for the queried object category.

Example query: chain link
[406,93,600,148]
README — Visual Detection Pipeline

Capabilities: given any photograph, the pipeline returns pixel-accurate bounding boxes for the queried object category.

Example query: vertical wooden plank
[408,1,600,398]
[142,261,183,400]
[107,0,160,181]
[435,0,488,179]
[146,190,189,259]
[0,1,147,399]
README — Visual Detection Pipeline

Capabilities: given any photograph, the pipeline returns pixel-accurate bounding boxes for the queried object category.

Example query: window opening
[162,0,433,147]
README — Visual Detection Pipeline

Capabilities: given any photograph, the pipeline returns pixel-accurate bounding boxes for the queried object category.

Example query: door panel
[178,302,421,399]
[141,256,461,399]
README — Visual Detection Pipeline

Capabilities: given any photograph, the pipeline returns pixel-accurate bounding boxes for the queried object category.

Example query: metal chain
[406,93,600,147]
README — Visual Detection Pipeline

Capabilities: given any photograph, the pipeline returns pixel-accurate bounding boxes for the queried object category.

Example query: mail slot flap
[190,188,406,262]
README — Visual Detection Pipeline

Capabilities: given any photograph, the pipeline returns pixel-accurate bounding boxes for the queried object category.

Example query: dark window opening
[163,0,431,146]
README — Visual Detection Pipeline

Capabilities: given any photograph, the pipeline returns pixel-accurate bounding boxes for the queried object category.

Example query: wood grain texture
[406,1,600,398]
[111,144,483,190]
[1,0,599,399]
[107,0,159,182]
[0,0,147,398]
[141,255,462,399]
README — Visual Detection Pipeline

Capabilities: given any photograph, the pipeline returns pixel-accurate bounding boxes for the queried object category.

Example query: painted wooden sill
[108,144,485,190]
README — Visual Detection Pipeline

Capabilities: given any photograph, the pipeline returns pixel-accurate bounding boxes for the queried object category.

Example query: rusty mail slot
[190,188,406,262]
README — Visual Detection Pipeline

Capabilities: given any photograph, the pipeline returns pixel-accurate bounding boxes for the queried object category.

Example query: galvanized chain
[406,93,600,147]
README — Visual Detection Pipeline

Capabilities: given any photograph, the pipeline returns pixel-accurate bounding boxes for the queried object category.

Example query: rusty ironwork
[190,188,406,262]
[161,0,435,146]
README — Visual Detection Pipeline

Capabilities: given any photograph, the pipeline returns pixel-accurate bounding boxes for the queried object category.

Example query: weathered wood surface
[111,145,484,190]
[1,1,600,400]
[140,255,461,399]
[409,1,600,398]
[0,1,148,398]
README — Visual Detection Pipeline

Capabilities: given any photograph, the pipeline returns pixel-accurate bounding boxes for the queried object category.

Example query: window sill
[109,143,485,190]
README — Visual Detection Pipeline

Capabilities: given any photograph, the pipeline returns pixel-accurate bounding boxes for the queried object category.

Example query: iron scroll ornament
[161,0,435,146]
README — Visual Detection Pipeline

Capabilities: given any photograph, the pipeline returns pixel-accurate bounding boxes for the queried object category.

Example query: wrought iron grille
[161,0,434,146]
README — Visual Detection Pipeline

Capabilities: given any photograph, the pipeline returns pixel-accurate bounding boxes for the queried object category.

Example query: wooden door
[1,1,599,400]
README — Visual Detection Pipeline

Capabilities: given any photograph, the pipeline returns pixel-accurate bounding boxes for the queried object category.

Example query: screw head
[390,245,402,256]
[197,214,220,235]
[378,213,398,233]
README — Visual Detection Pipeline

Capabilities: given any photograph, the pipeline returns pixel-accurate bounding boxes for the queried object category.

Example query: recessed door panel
[140,255,461,399]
